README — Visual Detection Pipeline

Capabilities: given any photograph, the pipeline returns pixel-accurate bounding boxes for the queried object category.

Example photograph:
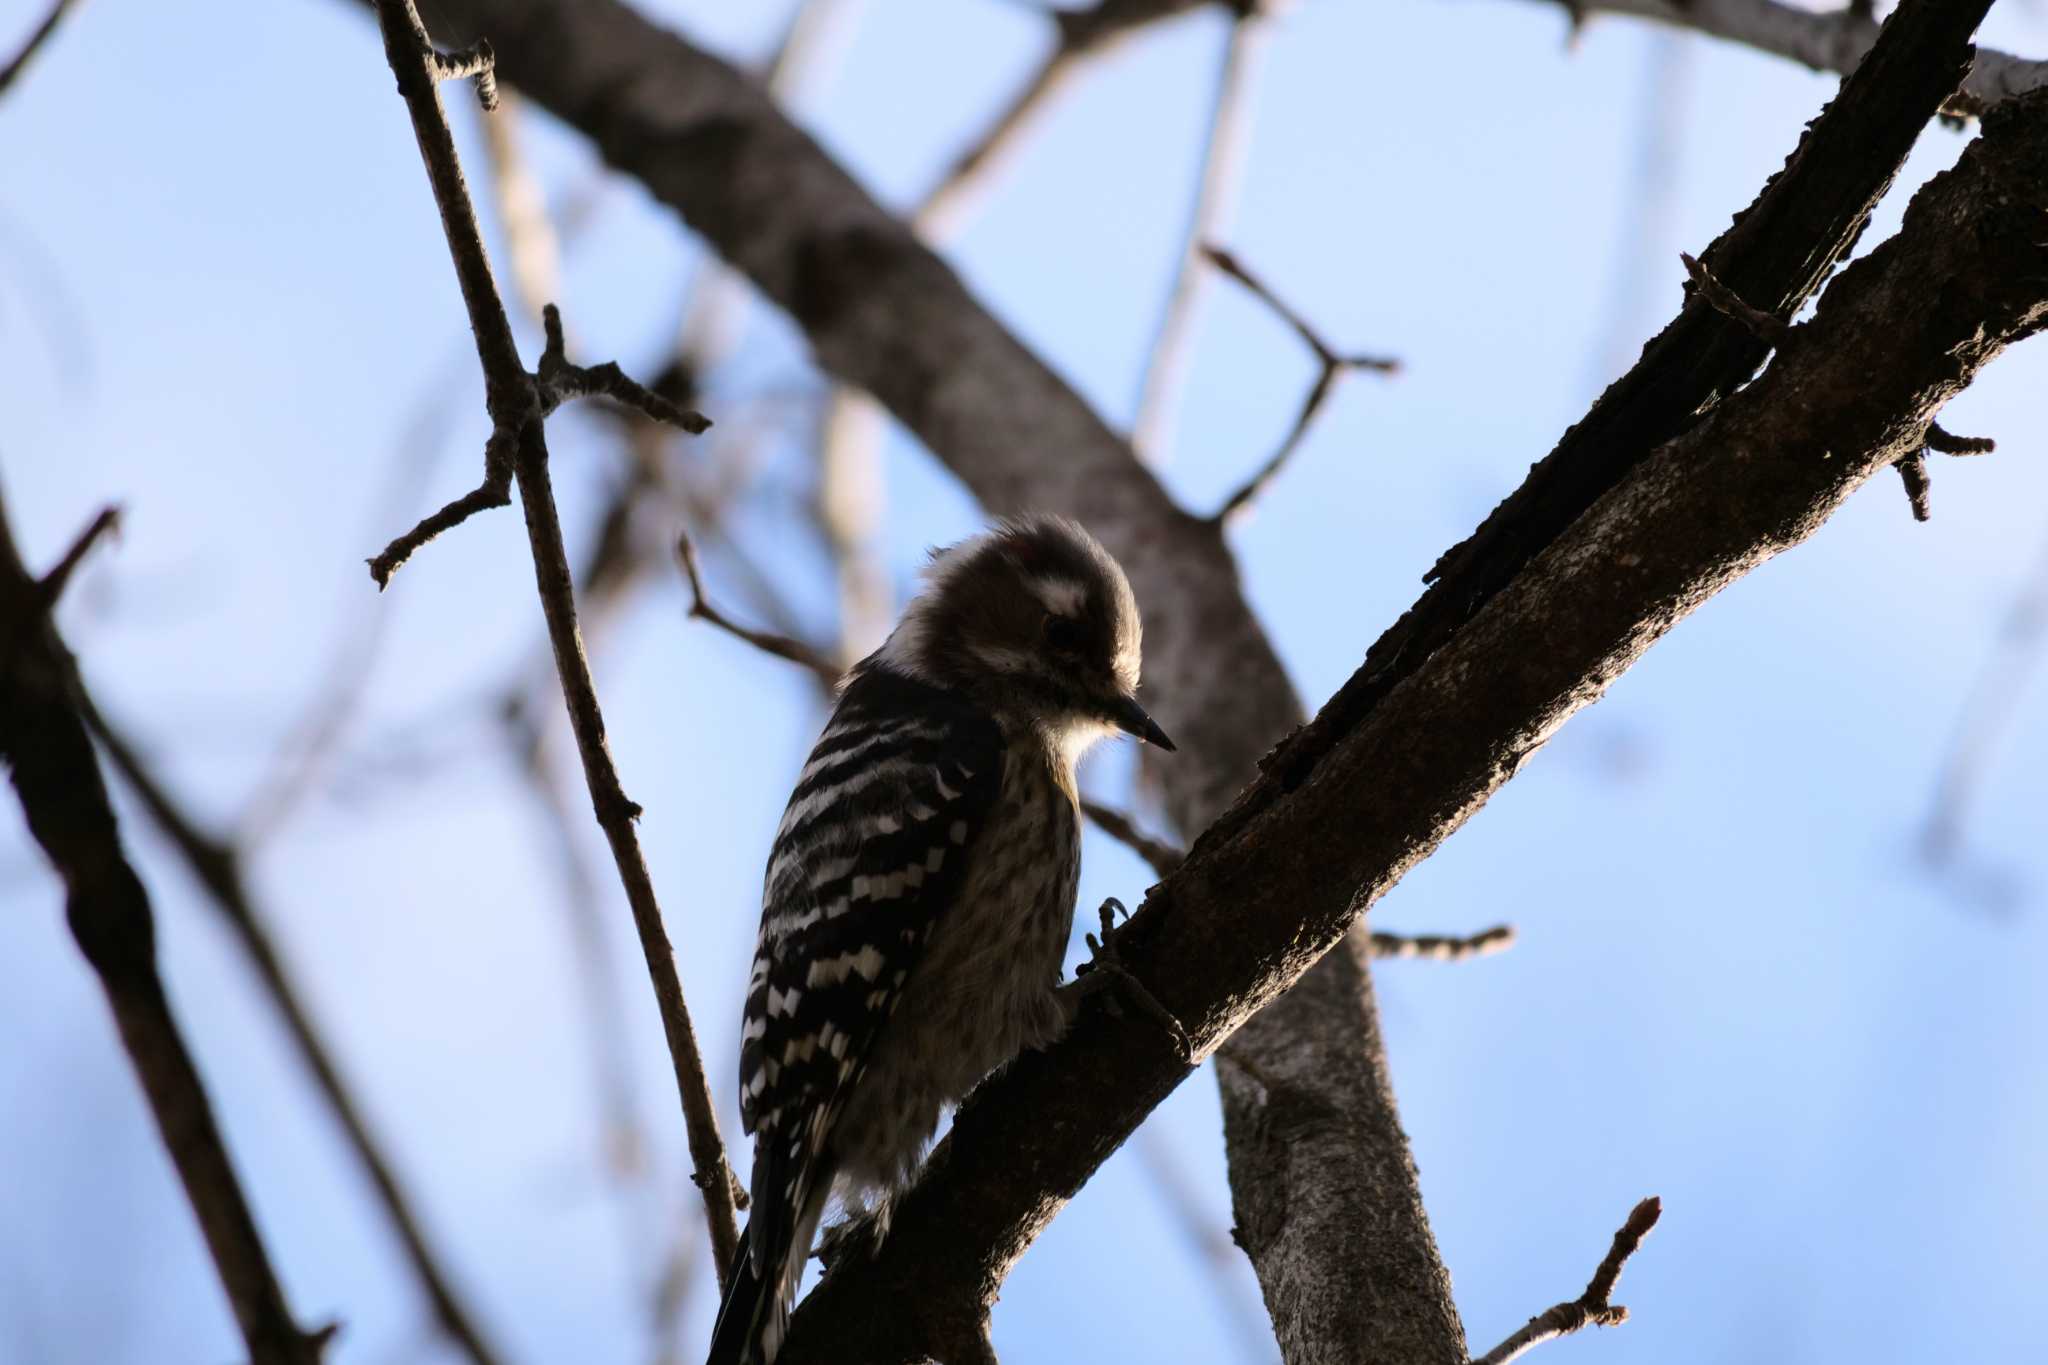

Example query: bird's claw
[1074,898,1192,1063]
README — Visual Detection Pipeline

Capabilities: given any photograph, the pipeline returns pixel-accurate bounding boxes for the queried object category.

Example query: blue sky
[3,0,2046,1361]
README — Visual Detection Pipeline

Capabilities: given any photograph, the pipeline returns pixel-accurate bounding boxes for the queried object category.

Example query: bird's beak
[1109,694,1176,751]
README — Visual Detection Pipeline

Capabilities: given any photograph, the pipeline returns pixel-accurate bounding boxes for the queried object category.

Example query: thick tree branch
[385,7,1463,1351]
[81,701,508,1365]
[780,82,2048,1361]
[1232,0,1993,835]
[357,1,2021,1359]
[364,0,739,1280]
[0,493,329,1365]
[1537,0,2045,118]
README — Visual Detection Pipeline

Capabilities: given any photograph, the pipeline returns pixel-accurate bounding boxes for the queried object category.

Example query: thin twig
[1471,1197,1663,1365]
[537,304,711,431]
[30,503,119,616]
[83,701,508,1365]
[1204,244,1399,522]
[367,0,739,1283]
[1079,798,1183,878]
[1369,924,1517,962]
[1893,418,1996,525]
[1894,451,1934,522]
[1925,421,1995,455]
[0,0,81,96]
[1129,6,1273,464]
[675,530,841,687]
[0,485,330,1365]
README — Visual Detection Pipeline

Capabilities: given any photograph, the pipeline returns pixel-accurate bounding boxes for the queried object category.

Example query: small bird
[705,514,1173,1365]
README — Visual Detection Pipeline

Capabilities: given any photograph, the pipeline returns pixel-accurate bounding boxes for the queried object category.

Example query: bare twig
[1925,421,1995,455]
[536,304,711,431]
[0,0,81,96]
[913,0,1213,234]
[82,702,508,1365]
[1892,417,1996,525]
[1129,6,1274,463]
[366,432,515,587]
[675,530,840,686]
[366,0,738,1282]
[1471,1197,1663,1365]
[30,503,118,616]
[1370,925,1518,962]
[1894,450,1933,522]
[1679,250,1789,344]
[0,486,329,1365]
[1079,798,1183,878]
[1204,244,1400,522]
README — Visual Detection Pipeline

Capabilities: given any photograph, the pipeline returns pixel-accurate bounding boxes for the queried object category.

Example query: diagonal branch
[1471,1197,1662,1365]
[778,77,2048,1363]
[81,700,509,1365]
[0,493,330,1365]
[912,0,1215,235]
[1534,0,2045,118]
[364,0,737,1282]
[0,0,82,96]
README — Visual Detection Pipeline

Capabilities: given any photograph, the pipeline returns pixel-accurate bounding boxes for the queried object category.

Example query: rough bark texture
[776,86,2048,1360]
[354,3,2047,1360]
[1221,928,1465,1365]
[396,0,1463,1357]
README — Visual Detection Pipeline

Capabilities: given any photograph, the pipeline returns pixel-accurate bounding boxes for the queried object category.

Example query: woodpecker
[705,514,1173,1365]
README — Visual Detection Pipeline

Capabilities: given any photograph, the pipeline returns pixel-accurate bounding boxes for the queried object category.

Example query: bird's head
[875,515,1174,756]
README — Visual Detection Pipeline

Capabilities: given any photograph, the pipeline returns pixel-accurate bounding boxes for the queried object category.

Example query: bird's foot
[1069,898,1192,1063]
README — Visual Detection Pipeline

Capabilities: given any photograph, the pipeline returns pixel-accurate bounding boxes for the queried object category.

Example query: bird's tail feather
[705,1186,829,1365]
[704,1233,768,1365]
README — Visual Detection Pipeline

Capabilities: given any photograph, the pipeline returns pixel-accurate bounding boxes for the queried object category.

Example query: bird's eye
[1043,615,1083,653]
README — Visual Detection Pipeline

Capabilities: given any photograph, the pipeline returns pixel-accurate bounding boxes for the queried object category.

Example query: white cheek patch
[1032,577,1089,617]
[968,643,1033,675]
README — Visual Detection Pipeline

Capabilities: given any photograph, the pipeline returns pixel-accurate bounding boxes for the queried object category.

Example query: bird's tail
[704,1232,769,1365]
[704,1186,829,1365]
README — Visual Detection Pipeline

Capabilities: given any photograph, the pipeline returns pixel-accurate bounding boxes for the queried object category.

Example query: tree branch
[912,0,1214,235]
[674,529,840,687]
[1471,1197,1663,1365]
[0,0,82,96]
[1533,0,2045,118]
[81,700,508,1365]
[0,493,330,1365]
[1203,244,1399,522]
[355,1,2022,1358]
[1130,5,1275,464]
[364,0,738,1281]
[780,77,2048,1362]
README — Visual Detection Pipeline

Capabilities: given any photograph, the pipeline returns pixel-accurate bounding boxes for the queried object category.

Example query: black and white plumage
[706,515,1172,1365]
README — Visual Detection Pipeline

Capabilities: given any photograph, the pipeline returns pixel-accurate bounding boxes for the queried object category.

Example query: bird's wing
[738,665,1004,1259]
